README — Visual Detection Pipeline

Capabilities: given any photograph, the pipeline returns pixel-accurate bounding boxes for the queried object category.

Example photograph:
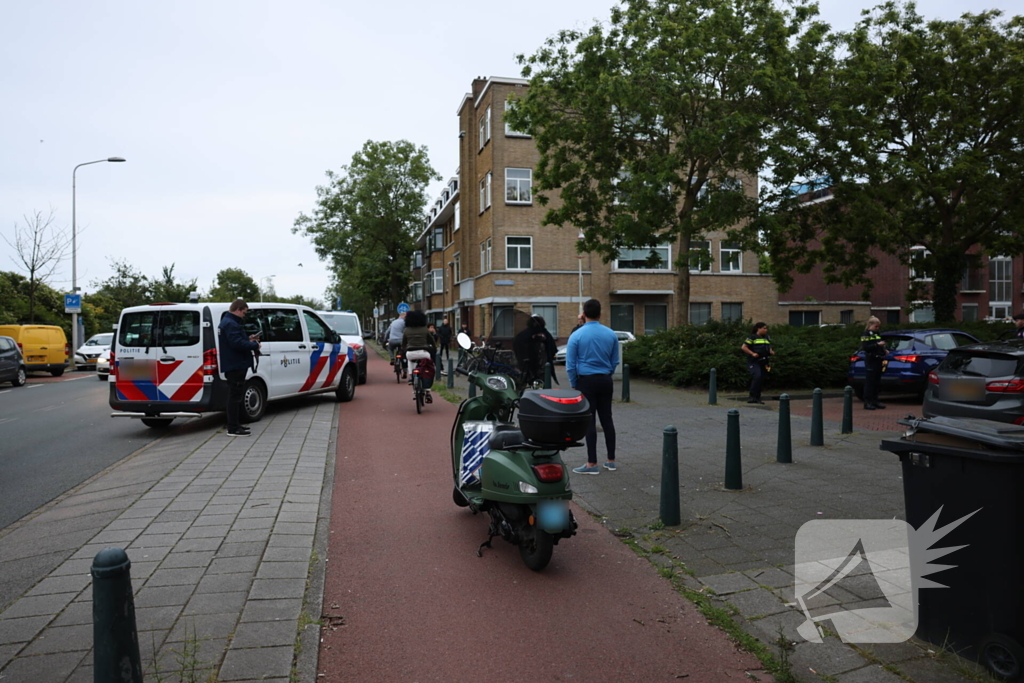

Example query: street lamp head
[107,157,126,162]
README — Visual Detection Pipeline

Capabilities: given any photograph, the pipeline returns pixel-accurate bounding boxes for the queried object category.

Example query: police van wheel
[141,417,173,428]
[242,380,267,423]
[336,367,356,403]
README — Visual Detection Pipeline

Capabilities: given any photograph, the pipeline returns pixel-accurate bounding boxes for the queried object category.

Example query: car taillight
[109,349,117,378]
[532,464,564,483]
[928,372,939,385]
[986,379,1024,393]
[17,343,22,352]
[65,342,70,357]
[203,348,219,375]
[849,356,860,363]
[893,355,921,363]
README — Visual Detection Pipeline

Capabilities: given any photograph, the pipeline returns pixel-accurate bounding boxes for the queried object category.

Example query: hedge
[621,319,1016,391]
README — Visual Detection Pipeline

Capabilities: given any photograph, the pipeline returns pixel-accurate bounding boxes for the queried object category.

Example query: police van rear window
[119,311,200,347]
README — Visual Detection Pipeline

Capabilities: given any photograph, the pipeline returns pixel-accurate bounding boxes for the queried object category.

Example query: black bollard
[777,393,793,463]
[621,364,630,403]
[709,368,717,405]
[92,547,142,683]
[660,426,680,526]
[842,386,853,434]
[544,362,552,389]
[447,358,454,389]
[811,388,824,446]
[725,409,743,490]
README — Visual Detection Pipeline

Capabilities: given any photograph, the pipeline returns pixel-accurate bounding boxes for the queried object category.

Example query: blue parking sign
[64,294,82,313]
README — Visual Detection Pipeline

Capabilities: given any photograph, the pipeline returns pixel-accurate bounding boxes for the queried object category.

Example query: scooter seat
[488,426,526,451]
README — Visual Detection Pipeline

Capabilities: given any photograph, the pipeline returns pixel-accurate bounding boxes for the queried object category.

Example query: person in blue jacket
[218,299,261,436]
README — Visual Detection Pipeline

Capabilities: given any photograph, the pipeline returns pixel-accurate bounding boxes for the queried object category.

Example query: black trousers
[864,361,883,405]
[747,361,765,400]
[438,340,451,363]
[576,373,616,464]
[225,369,247,430]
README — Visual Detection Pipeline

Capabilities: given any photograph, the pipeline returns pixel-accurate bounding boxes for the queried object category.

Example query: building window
[505,168,532,204]
[720,242,742,272]
[432,227,443,252]
[454,252,461,283]
[478,175,492,213]
[722,302,743,322]
[690,302,712,325]
[480,238,492,275]
[910,305,934,323]
[611,303,634,334]
[411,282,423,302]
[789,310,821,327]
[885,310,901,324]
[840,310,854,325]
[431,269,443,294]
[532,304,558,337]
[616,245,670,270]
[909,246,933,281]
[962,304,979,322]
[492,304,514,338]
[989,257,1012,315]
[506,236,532,270]
[644,304,667,335]
[479,107,491,150]
[689,240,711,273]
[454,201,460,231]
[961,255,982,291]
[414,251,423,269]
[505,99,529,137]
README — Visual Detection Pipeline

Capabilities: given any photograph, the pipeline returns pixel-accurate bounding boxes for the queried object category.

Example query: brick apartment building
[408,76,796,342]
[786,187,1023,324]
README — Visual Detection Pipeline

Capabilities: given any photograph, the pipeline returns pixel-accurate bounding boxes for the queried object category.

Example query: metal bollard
[842,386,853,434]
[621,364,630,403]
[468,378,476,398]
[777,393,793,463]
[725,409,743,490]
[92,547,143,683]
[660,426,680,526]
[811,388,824,446]
[709,367,717,405]
[544,362,552,389]
[447,358,454,389]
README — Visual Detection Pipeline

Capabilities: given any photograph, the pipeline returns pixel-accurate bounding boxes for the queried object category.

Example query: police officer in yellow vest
[860,316,887,410]
[742,322,775,404]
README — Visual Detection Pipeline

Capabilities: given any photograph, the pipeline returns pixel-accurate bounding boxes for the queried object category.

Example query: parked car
[0,324,69,376]
[96,350,111,381]
[554,329,636,364]
[0,335,27,387]
[75,332,113,370]
[317,311,367,385]
[922,340,1024,425]
[848,329,981,400]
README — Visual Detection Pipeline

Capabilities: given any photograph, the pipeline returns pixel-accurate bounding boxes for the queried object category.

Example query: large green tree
[151,264,199,303]
[293,140,439,310]
[762,3,1024,322]
[208,268,260,302]
[91,258,153,309]
[504,0,822,323]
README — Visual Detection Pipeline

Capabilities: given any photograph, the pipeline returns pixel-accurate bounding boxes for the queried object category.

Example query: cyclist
[386,313,407,379]
[402,310,437,403]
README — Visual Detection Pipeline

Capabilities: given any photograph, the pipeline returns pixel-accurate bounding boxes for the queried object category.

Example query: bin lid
[883,415,1024,460]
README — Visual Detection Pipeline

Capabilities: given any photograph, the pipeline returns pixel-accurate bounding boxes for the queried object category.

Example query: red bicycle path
[318,353,768,682]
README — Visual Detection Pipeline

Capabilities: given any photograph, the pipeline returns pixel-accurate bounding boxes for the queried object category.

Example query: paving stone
[47,558,93,577]
[129,533,184,548]
[725,588,791,618]
[196,573,255,595]
[0,643,22,670]
[0,615,51,644]
[896,656,986,683]
[89,528,144,544]
[229,619,297,648]
[215,542,267,558]
[255,561,308,580]
[144,567,207,587]
[182,524,232,539]
[744,566,794,589]
[19,623,92,654]
[835,664,905,682]
[0,651,86,681]
[745,608,808,644]
[218,645,293,680]
[160,550,217,569]
[273,522,315,535]
[0,592,78,619]
[194,514,238,527]
[183,591,247,616]
[134,605,183,633]
[64,663,94,683]
[699,572,759,596]
[248,579,306,600]
[239,599,303,623]
[25,574,91,597]
[134,584,195,609]
[50,601,93,627]
[231,517,275,531]
[208,556,261,575]
[267,534,313,549]
[167,611,239,642]
[789,637,872,677]
[224,529,271,544]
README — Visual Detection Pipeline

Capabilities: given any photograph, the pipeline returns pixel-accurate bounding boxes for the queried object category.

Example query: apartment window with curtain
[610,304,634,334]
[532,304,558,336]
[505,168,532,204]
[721,302,743,322]
[644,304,667,335]
[720,243,742,272]
[506,236,532,270]
[480,238,492,274]
[689,302,712,325]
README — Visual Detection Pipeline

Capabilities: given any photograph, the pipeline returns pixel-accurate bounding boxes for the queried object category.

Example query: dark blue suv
[848,329,980,400]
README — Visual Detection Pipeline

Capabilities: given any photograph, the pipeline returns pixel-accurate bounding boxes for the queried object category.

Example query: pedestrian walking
[567,299,619,475]
[217,299,261,437]
[438,317,453,365]
[741,322,774,405]
[860,316,887,410]
[1014,313,1024,339]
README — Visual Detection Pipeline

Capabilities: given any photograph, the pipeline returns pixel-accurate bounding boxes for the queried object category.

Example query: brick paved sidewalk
[0,398,336,682]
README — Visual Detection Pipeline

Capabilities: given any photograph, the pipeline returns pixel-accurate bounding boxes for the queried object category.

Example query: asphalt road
[0,371,167,530]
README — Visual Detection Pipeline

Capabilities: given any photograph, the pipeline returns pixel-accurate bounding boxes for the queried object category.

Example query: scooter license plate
[537,500,569,531]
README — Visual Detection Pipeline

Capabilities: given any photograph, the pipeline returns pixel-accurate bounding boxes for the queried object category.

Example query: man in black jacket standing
[218,299,261,436]
[438,317,453,367]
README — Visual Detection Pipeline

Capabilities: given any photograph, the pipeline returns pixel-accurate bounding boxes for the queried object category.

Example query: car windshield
[942,351,1021,378]
[321,315,360,336]
[886,336,916,352]
[86,333,113,346]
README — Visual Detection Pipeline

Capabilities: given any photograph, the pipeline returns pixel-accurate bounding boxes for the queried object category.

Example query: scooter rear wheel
[519,527,554,572]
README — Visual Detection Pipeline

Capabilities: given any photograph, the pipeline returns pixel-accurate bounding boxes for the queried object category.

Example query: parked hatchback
[923,340,1024,425]
[0,335,27,386]
[848,329,980,400]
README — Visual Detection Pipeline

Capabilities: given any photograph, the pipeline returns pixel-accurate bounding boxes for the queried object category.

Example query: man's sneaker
[227,429,251,437]
[603,461,617,471]
[572,464,600,475]
[873,403,887,409]
[864,404,876,411]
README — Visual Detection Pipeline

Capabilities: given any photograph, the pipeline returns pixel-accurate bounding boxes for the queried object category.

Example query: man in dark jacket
[1014,313,1024,339]
[218,299,261,436]
[438,317,453,366]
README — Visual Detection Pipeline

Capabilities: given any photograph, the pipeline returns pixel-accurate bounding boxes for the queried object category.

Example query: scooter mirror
[457,332,472,350]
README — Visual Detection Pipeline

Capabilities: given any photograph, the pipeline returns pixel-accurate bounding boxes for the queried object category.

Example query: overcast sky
[2,0,1016,306]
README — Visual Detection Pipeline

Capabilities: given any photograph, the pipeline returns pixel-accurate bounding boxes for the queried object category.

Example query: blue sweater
[566,321,619,387]
[218,313,259,373]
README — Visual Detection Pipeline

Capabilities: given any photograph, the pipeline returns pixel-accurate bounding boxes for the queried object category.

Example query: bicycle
[405,349,433,413]
[389,343,405,383]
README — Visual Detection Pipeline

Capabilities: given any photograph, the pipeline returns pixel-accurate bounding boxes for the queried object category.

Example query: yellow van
[0,325,69,376]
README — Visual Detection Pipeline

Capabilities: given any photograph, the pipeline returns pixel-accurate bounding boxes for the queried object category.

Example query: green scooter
[451,311,590,571]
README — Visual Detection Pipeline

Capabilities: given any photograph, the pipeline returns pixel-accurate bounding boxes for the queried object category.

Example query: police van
[109,301,356,428]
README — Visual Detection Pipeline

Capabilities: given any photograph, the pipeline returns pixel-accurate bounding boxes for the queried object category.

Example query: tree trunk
[675,234,692,326]
[931,248,963,324]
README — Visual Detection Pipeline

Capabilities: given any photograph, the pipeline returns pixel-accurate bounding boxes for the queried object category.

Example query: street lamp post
[72,157,126,362]
[577,230,585,314]
[260,275,276,303]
